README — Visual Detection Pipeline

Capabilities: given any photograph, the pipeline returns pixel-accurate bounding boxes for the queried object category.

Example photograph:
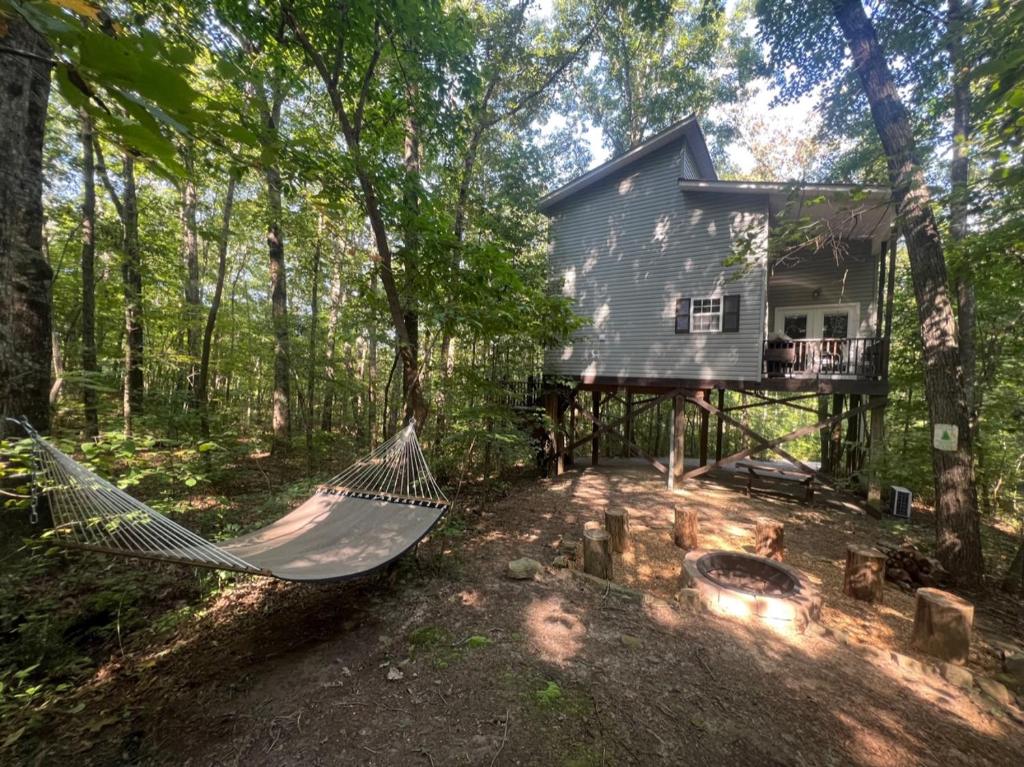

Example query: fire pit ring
[683,550,822,634]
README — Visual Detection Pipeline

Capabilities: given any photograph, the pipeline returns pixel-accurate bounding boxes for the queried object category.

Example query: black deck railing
[500,374,547,410]
[763,337,887,380]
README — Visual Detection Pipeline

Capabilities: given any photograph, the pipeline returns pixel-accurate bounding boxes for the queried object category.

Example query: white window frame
[772,303,860,339]
[690,297,723,334]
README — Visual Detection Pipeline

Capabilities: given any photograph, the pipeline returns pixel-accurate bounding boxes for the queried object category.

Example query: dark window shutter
[675,298,691,334]
[722,295,741,333]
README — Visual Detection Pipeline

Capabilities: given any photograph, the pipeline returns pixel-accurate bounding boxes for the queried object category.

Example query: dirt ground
[33,461,1024,766]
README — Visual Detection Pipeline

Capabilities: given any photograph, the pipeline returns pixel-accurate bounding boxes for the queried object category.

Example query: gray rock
[675,587,702,611]
[977,677,1014,707]
[508,557,543,580]
[941,662,974,691]
[805,621,831,639]
[1003,653,1024,686]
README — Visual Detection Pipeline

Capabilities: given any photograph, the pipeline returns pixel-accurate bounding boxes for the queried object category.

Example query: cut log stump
[604,509,629,553]
[910,588,974,665]
[673,505,699,550]
[583,527,613,580]
[843,545,886,603]
[754,518,784,561]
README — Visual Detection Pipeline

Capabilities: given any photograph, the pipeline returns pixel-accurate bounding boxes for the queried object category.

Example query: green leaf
[2,726,26,749]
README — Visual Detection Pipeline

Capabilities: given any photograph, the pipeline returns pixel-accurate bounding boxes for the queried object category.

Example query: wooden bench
[736,461,815,505]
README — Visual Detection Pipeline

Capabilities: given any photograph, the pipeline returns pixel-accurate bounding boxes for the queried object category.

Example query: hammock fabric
[17,420,448,582]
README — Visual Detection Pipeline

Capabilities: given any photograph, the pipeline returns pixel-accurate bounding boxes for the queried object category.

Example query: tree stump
[604,509,630,553]
[910,588,974,664]
[754,518,784,561]
[843,545,886,603]
[583,528,613,580]
[673,505,699,550]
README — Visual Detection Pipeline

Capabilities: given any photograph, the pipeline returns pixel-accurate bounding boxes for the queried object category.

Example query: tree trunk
[401,108,422,427]
[367,272,379,448]
[604,509,630,553]
[754,518,784,561]
[1001,537,1024,594]
[181,148,201,402]
[50,329,64,406]
[95,142,143,435]
[947,0,978,439]
[290,24,427,431]
[832,0,983,582]
[910,587,974,664]
[583,527,613,580]
[673,505,700,550]
[197,175,236,439]
[320,243,344,432]
[306,216,322,462]
[266,162,290,451]
[0,19,52,434]
[79,110,99,438]
[843,545,886,603]
[121,154,143,434]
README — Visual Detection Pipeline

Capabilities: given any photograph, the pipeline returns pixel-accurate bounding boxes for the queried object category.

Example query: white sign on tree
[933,424,958,452]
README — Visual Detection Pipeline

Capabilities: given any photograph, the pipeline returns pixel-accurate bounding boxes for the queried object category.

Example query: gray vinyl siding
[766,239,880,337]
[680,141,701,179]
[544,140,768,383]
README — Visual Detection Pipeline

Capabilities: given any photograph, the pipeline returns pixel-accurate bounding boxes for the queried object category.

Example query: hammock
[14,419,448,582]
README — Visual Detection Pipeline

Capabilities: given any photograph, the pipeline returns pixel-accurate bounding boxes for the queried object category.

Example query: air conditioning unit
[889,486,912,519]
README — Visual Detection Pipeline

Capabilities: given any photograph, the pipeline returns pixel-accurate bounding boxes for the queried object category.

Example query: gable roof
[538,116,717,213]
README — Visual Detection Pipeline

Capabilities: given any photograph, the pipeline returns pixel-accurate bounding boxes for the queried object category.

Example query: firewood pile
[880,543,951,591]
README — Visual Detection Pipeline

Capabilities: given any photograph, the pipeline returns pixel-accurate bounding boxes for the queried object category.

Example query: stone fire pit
[683,550,822,634]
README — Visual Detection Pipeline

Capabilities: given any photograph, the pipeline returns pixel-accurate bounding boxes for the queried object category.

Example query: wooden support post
[754,518,784,561]
[673,505,699,550]
[843,545,886,603]
[867,396,885,509]
[685,391,867,485]
[715,389,724,462]
[604,509,629,553]
[818,395,830,472]
[591,391,601,467]
[544,392,564,477]
[846,393,862,476]
[561,389,577,466]
[829,393,845,475]
[566,391,577,468]
[698,389,710,467]
[911,588,974,664]
[583,527,613,580]
[670,394,686,489]
[623,392,634,458]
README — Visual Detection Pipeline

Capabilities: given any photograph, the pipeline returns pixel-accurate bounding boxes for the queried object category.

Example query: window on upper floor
[691,298,722,333]
[676,295,741,334]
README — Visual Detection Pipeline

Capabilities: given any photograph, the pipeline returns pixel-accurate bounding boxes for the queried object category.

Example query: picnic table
[735,461,815,505]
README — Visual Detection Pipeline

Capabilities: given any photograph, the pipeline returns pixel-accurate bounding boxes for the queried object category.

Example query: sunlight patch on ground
[524,595,585,666]
[833,709,918,765]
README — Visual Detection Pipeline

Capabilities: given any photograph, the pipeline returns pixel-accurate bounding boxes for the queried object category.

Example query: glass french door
[774,304,860,375]
[775,305,859,339]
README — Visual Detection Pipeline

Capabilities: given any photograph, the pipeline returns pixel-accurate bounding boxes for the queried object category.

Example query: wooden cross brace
[684,395,880,486]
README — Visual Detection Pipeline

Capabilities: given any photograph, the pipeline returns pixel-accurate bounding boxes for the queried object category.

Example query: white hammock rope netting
[16,419,448,581]
[320,421,448,507]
